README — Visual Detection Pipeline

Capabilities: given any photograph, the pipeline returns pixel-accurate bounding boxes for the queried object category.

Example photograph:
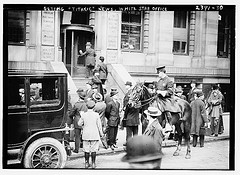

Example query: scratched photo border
[2,3,235,171]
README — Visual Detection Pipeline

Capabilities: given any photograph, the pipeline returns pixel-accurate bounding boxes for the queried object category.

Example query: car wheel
[23,137,67,168]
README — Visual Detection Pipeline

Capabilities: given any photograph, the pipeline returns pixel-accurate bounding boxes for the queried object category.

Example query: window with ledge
[8,10,26,45]
[173,11,189,55]
[217,11,231,58]
[121,11,143,51]
[30,78,60,107]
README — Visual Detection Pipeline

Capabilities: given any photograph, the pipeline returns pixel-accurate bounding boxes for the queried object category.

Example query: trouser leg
[126,126,132,141]
[192,134,198,147]
[199,135,205,147]
[74,128,81,152]
[91,152,96,169]
[108,126,114,146]
[133,125,139,136]
[114,126,118,145]
[210,117,215,135]
[84,152,90,169]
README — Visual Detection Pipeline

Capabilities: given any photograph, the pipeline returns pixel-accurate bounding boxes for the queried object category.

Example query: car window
[8,77,26,107]
[30,77,60,107]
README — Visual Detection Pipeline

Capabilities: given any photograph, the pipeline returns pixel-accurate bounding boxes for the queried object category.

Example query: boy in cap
[190,90,208,147]
[78,100,104,169]
[68,88,88,153]
[79,42,96,78]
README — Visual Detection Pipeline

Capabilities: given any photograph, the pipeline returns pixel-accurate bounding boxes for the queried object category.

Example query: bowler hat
[156,66,166,73]
[144,107,162,117]
[175,86,183,93]
[86,100,95,109]
[148,84,154,89]
[121,135,163,163]
[99,56,105,61]
[92,92,103,102]
[195,90,204,97]
[87,81,93,86]
[91,84,98,89]
[110,90,118,97]
[190,80,196,84]
[125,81,132,86]
[86,42,92,46]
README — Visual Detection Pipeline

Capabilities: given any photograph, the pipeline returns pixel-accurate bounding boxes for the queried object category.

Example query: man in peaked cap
[155,65,182,126]
[79,42,96,78]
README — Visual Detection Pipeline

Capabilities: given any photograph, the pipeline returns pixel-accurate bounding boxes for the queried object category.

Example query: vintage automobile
[6,72,72,168]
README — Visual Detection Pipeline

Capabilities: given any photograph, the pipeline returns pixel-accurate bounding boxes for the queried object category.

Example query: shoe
[85,162,89,169]
[214,134,218,137]
[110,145,115,151]
[73,150,79,153]
[92,163,96,169]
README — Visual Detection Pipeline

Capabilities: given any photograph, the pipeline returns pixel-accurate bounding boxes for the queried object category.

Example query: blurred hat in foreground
[121,135,163,163]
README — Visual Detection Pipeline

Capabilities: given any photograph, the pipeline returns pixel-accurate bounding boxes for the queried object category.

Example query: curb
[68,135,229,161]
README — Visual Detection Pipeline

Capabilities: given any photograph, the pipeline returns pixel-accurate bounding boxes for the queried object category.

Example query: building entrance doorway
[60,25,94,77]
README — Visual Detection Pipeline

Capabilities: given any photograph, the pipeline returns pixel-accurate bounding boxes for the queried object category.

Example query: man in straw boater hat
[105,89,121,150]
[121,135,163,169]
[143,107,164,154]
[79,42,96,78]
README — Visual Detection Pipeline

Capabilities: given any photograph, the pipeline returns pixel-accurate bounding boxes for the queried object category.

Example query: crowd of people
[66,49,225,169]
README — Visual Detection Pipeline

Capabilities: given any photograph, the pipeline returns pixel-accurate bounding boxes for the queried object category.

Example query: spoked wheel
[23,137,67,168]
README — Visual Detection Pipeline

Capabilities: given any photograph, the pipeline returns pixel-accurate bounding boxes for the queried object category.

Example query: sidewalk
[68,112,230,161]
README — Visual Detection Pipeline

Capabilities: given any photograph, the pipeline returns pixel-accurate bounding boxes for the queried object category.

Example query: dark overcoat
[68,99,88,129]
[190,99,208,136]
[156,76,181,113]
[96,62,108,80]
[82,48,96,67]
[105,100,120,127]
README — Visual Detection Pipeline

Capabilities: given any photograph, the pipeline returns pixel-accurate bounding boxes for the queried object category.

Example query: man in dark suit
[79,42,96,78]
[123,81,140,145]
[95,56,108,85]
[68,88,88,153]
[105,90,120,150]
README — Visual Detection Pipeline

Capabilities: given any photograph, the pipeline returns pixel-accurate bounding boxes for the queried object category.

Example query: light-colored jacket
[207,90,223,119]
[78,110,103,141]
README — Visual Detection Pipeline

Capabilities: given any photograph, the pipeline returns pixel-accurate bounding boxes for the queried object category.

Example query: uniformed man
[155,66,181,122]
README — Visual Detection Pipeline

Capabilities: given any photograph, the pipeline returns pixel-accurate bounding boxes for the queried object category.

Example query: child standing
[78,100,103,169]
[190,91,208,147]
